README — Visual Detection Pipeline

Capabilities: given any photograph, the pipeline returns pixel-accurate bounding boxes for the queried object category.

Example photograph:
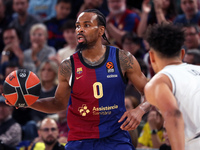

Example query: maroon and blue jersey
[67,46,127,141]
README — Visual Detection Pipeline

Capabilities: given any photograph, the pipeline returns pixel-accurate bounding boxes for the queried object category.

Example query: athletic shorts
[65,130,135,150]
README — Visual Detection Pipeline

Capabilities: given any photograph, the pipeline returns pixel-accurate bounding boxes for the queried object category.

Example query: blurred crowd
[0,0,200,150]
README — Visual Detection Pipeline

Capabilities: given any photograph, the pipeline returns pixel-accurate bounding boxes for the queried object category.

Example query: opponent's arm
[29,59,72,113]
[145,74,185,150]
[118,50,150,130]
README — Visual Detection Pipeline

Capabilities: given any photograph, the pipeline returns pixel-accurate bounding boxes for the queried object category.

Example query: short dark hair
[62,19,76,31]
[145,23,185,58]
[83,9,110,44]
[57,0,71,5]
[2,27,22,41]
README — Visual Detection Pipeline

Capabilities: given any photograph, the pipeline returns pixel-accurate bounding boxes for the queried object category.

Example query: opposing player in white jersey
[144,23,200,150]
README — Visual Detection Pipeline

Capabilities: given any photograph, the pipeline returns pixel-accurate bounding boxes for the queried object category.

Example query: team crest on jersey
[77,67,83,74]
[106,62,115,73]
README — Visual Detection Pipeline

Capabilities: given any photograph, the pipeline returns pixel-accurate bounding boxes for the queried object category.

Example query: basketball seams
[25,72,30,94]
[4,80,19,89]
[26,82,41,91]
[16,70,28,106]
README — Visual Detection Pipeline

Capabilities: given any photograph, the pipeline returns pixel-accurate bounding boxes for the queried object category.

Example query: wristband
[150,129,158,135]
[2,51,10,56]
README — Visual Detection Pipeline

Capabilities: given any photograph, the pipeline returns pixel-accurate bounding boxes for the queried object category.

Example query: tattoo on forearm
[119,50,134,72]
[59,59,72,78]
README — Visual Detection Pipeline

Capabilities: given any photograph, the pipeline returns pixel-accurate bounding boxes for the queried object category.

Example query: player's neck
[159,59,183,71]
[82,44,106,58]
[81,45,106,66]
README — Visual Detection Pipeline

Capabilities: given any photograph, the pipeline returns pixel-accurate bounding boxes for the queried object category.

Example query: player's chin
[76,42,88,51]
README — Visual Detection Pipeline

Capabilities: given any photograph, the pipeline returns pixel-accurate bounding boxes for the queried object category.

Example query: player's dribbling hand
[118,106,145,131]
[2,93,19,109]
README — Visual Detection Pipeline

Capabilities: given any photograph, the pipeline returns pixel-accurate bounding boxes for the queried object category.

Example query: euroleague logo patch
[106,62,115,73]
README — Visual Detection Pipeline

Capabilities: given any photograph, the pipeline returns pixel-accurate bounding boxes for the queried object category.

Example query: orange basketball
[3,69,41,107]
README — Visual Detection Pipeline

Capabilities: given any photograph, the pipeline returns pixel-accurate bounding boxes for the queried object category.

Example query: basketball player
[5,9,150,149]
[145,23,200,150]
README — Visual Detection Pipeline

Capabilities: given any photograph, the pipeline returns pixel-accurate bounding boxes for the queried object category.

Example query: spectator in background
[137,0,177,37]
[1,27,24,67]
[0,95,22,147]
[183,48,200,65]
[77,0,109,18]
[9,0,40,50]
[50,19,77,64]
[183,24,200,50]
[0,0,13,51]
[31,118,65,150]
[121,32,145,60]
[31,60,58,123]
[106,0,140,47]
[0,27,24,81]
[174,0,200,25]
[48,108,69,144]
[38,60,58,99]
[159,127,171,150]
[23,23,56,73]
[28,0,57,21]
[45,0,72,51]
[137,108,164,149]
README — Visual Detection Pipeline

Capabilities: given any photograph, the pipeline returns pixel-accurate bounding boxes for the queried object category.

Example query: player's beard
[76,42,88,51]
[76,34,89,51]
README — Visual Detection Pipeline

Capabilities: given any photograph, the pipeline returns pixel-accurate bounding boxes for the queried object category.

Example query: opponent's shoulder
[118,49,135,73]
[145,73,172,93]
[59,57,72,81]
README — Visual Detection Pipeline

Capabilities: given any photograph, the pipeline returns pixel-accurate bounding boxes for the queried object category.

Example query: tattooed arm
[29,58,72,113]
[118,49,151,130]
[119,49,147,94]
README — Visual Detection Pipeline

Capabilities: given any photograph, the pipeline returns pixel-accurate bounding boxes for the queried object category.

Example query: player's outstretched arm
[29,58,72,113]
[118,50,150,130]
[144,74,185,150]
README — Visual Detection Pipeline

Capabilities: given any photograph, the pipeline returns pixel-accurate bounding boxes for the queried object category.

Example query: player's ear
[99,26,105,37]
[180,49,185,60]
[149,50,155,64]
